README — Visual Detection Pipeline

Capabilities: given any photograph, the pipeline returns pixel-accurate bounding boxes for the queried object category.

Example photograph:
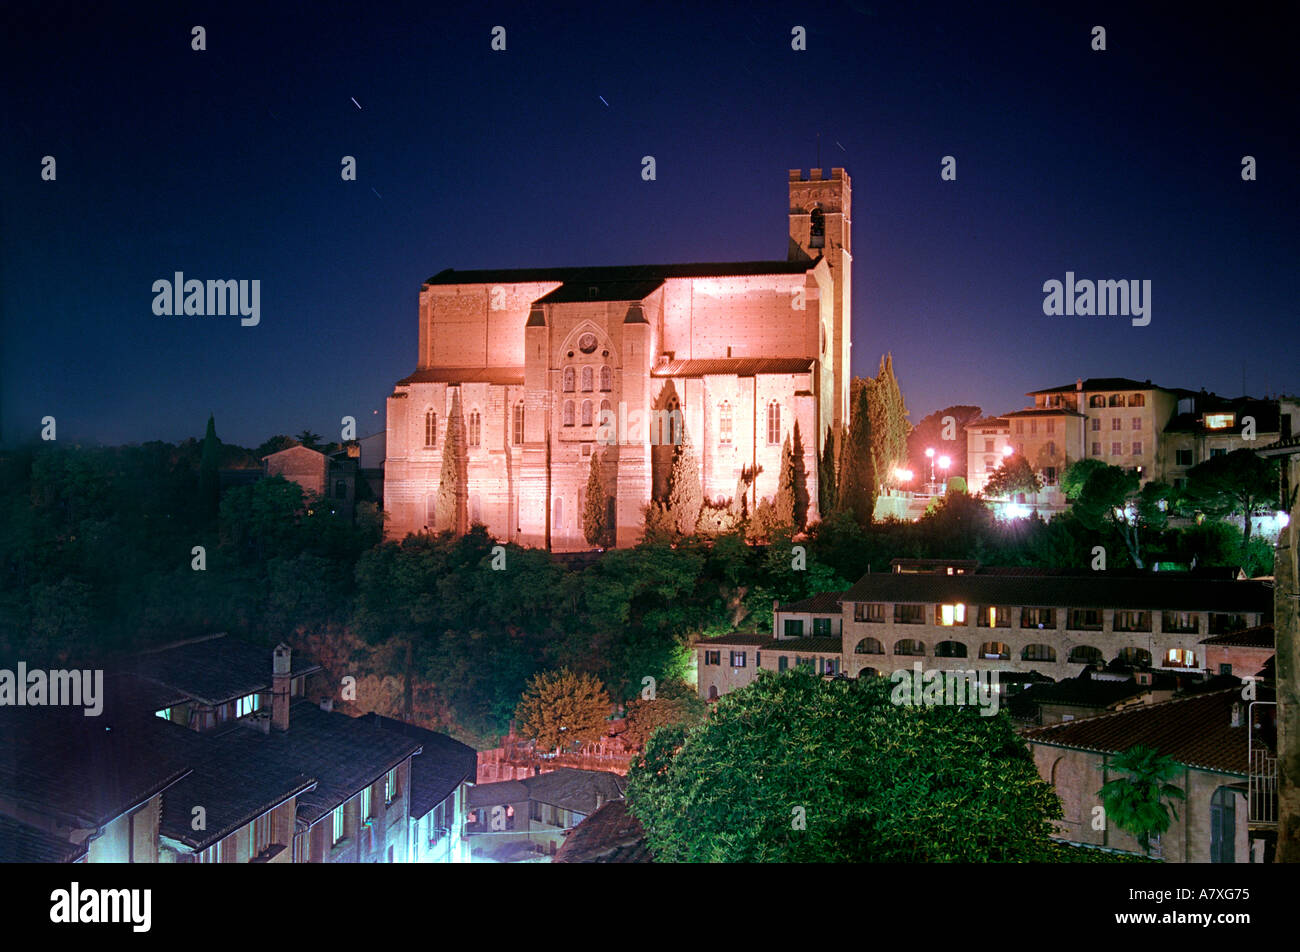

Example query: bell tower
[788,168,852,432]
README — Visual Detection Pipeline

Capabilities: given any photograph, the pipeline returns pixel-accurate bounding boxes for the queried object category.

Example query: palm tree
[1097,745,1187,855]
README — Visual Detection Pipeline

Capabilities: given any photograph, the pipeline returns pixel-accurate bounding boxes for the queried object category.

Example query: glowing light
[1004,504,1031,519]
[937,456,951,470]
[893,467,914,482]
[925,448,935,459]
[1002,444,1014,457]
[1280,511,1292,528]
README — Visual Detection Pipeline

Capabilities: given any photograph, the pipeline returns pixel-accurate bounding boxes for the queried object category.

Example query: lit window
[730,651,747,667]
[361,785,371,821]
[236,693,260,718]
[386,767,398,804]
[937,603,966,626]
[332,805,345,845]
[1205,413,1235,430]
[155,708,170,720]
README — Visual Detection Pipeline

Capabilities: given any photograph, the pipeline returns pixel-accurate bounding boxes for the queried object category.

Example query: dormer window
[1205,412,1235,430]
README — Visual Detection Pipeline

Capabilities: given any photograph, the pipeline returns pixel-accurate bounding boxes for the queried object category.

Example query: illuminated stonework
[383,169,854,549]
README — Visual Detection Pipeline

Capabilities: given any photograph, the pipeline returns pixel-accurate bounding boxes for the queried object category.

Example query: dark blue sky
[3,1,1295,449]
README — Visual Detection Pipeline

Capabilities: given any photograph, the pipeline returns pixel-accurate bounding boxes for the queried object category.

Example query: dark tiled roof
[469,780,530,807]
[768,636,843,653]
[360,715,477,819]
[965,416,1009,429]
[652,357,815,378]
[423,260,813,288]
[1255,434,1300,457]
[1021,675,1148,709]
[697,632,773,647]
[0,814,88,863]
[841,571,1271,613]
[537,279,666,303]
[396,367,526,386]
[1027,378,1170,395]
[274,702,423,827]
[0,703,192,829]
[158,727,316,851]
[522,769,626,815]
[1200,625,1274,648]
[129,634,321,706]
[778,590,845,613]
[552,801,651,863]
[1001,407,1086,418]
[1164,402,1280,436]
[1023,688,1258,774]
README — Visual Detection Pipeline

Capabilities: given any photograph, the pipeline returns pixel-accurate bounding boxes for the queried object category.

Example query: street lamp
[937,455,951,491]
[925,447,936,487]
[1002,444,1014,458]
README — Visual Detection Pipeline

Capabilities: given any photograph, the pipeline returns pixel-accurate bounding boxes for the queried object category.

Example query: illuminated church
[382,169,853,550]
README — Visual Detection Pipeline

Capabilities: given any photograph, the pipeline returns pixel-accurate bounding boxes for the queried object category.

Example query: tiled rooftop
[1200,625,1274,649]
[553,800,651,863]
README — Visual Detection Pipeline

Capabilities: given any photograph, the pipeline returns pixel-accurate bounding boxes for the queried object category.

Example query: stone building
[383,169,854,549]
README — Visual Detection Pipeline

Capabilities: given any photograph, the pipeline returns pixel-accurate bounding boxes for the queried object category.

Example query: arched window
[563,367,575,392]
[1108,394,1124,407]
[893,639,926,656]
[581,366,593,392]
[858,667,878,679]
[719,401,733,444]
[1116,646,1152,667]
[581,400,593,427]
[766,402,781,445]
[1022,644,1056,662]
[809,207,825,249]
[553,497,564,529]
[424,410,437,447]
[600,366,612,391]
[979,641,1010,660]
[512,403,524,445]
[854,637,884,655]
[934,641,968,658]
[1165,648,1198,668]
[563,401,575,427]
[708,685,719,701]
[468,410,481,447]
[1068,645,1103,664]
[1089,395,1105,408]
[1128,393,1146,407]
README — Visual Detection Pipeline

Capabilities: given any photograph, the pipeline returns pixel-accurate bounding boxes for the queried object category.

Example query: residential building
[552,800,651,863]
[696,563,1272,700]
[1161,393,1299,489]
[1200,625,1275,680]
[467,768,627,861]
[383,168,855,549]
[1024,686,1276,862]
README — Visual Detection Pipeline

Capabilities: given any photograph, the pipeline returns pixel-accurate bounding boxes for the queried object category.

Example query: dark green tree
[836,380,876,526]
[1073,466,1171,569]
[294,430,324,451]
[1060,458,1108,501]
[773,434,797,529]
[818,427,838,516]
[1182,449,1279,554]
[665,426,702,537]
[626,670,1063,862]
[254,434,299,459]
[984,453,1044,498]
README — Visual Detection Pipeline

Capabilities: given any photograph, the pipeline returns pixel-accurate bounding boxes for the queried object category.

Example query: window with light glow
[936,603,967,626]
[235,693,260,718]
[332,805,344,844]
[1205,413,1235,429]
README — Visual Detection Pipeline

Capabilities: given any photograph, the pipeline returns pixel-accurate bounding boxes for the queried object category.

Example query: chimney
[272,643,292,731]
[1231,701,1243,728]
[1076,378,1083,391]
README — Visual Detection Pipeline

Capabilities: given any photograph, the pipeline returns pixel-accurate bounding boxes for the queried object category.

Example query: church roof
[423,259,814,292]
[652,356,814,378]
[396,367,526,386]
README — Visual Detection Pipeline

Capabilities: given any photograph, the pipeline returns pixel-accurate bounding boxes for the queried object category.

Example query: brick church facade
[383,169,853,550]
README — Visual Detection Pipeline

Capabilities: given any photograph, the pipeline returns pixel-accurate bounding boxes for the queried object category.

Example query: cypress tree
[665,425,702,537]
[198,413,221,519]
[583,450,609,546]
[435,389,466,534]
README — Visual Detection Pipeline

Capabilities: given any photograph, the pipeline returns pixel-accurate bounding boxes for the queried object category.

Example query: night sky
[3,1,1295,450]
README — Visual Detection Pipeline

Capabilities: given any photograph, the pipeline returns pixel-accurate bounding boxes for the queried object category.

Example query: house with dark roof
[1024,686,1278,862]
[1200,625,1275,681]
[552,800,651,864]
[360,714,477,863]
[467,768,626,861]
[0,636,472,864]
[1161,393,1299,490]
